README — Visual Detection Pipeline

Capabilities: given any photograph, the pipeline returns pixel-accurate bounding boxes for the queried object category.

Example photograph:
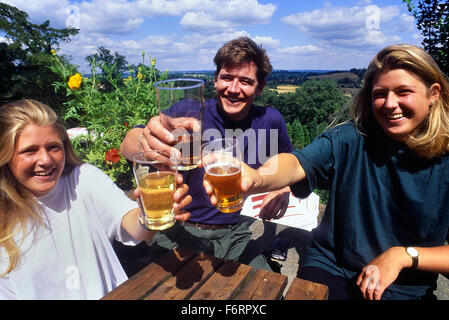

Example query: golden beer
[138,171,176,230]
[205,163,243,213]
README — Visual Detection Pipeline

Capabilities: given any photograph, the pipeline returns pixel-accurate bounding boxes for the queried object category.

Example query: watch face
[407,247,418,257]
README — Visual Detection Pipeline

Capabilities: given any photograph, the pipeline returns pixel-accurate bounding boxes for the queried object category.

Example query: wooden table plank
[189,260,252,300]
[101,247,196,300]
[234,269,288,300]
[283,277,329,300]
[144,253,224,300]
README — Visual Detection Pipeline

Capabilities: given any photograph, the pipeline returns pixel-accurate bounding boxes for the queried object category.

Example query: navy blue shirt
[291,121,449,299]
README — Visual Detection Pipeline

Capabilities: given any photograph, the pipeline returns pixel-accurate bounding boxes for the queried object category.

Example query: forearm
[410,245,449,274]
[373,245,449,275]
[120,127,143,161]
[121,208,156,241]
[256,153,306,193]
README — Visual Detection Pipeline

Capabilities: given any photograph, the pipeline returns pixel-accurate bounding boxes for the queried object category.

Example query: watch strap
[406,247,419,269]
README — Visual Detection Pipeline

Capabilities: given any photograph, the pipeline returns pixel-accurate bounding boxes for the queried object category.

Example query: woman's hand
[202,161,263,207]
[356,246,409,300]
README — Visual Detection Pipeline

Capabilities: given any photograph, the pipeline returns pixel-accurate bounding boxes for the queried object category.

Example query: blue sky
[2,0,422,73]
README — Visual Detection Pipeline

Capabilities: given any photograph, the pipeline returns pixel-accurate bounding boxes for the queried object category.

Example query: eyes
[19,143,64,156]
[372,87,414,100]
[218,74,255,86]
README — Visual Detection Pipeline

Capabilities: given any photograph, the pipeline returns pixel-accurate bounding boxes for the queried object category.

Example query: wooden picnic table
[102,247,328,300]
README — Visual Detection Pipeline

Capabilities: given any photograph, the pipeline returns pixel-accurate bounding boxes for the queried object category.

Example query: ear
[429,83,441,105]
[213,72,218,88]
[257,80,266,96]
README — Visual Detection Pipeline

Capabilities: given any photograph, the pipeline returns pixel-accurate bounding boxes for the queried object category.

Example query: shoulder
[251,105,287,126]
[71,163,106,177]
[253,105,282,118]
[322,121,361,142]
[63,163,111,190]
[302,121,362,158]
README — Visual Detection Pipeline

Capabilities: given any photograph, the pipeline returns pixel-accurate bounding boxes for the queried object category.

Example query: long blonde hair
[351,44,449,159]
[0,100,83,275]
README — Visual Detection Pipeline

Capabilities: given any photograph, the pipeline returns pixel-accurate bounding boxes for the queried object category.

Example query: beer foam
[205,162,240,176]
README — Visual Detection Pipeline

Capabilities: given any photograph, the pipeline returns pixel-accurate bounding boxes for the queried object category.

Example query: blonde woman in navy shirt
[205,44,449,300]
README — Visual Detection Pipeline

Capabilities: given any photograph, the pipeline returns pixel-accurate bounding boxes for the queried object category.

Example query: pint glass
[133,150,178,230]
[155,79,204,171]
[202,138,243,213]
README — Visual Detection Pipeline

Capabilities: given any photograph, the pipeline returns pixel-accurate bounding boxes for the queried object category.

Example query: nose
[384,91,399,109]
[36,148,52,165]
[228,79,240,94]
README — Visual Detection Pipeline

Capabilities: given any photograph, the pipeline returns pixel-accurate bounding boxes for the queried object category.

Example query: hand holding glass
[133,151,178,230]
[202,138,243,213]
[155,79,204,171]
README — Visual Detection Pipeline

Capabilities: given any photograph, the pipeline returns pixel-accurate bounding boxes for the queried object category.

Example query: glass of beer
[133,150,178,230]
[202,138,243,213]
[155,78,204,171]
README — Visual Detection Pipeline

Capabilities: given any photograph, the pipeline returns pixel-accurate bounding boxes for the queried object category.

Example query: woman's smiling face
[371,68,440,141]
[8,124,65,197]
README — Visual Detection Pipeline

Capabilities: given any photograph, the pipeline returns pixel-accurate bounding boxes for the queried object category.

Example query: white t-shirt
[0,164,139,300]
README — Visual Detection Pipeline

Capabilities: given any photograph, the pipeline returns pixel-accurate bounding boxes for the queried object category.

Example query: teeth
[386,114,403,120]
[34,169,53,176]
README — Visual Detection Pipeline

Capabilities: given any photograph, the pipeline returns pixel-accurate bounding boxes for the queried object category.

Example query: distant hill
[307,72,360,81]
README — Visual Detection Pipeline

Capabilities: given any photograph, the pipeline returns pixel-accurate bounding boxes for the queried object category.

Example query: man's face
[214,61,265,121]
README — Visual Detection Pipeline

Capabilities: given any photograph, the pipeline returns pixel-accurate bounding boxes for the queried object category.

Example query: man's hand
[140,115,181,160]
[258,187,290,221]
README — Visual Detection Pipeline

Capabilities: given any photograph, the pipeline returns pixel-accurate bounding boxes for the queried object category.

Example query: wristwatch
[406,247,419,269]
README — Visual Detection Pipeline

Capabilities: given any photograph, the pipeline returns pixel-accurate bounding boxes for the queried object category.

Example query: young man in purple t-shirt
[120,37,292,271]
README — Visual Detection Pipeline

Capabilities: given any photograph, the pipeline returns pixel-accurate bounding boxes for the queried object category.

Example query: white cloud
[4,0,275,35]
[0,36,13,44]
[252,36,280,49]
[277,45,323,55]
[180,12,234,32]
[281,4,403,50]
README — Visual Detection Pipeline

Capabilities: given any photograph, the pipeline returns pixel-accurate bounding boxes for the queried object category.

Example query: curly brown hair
[213,37,273,84]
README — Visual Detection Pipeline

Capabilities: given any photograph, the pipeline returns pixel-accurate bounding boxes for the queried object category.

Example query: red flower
[105,148,121,164]
[124,122,128,127]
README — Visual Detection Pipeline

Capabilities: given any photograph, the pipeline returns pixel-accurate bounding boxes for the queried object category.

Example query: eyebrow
[16,141,64,153]
[373,84,417,89]
[219,73,256,83]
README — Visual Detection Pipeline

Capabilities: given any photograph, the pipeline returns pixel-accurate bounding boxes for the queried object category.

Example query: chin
[222,105,248,120]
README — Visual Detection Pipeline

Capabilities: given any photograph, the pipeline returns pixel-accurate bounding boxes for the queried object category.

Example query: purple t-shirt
[184,99,293,225]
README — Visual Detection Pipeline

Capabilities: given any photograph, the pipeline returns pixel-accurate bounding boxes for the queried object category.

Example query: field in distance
[271,84,299,94]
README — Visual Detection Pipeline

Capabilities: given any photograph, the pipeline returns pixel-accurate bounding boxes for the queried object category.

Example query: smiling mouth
[33,168,56,177]
[225,96,243,104]
[385,113,404,120]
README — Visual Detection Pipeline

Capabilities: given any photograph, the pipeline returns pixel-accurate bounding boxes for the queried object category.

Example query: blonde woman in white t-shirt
[0,99,191,299]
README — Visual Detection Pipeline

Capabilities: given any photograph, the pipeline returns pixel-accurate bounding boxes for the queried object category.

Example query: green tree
[0,3,78,109]
[404,0,448,75]
[86,47,128,92]
[287,119,310,149]
[279,79,350,139]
